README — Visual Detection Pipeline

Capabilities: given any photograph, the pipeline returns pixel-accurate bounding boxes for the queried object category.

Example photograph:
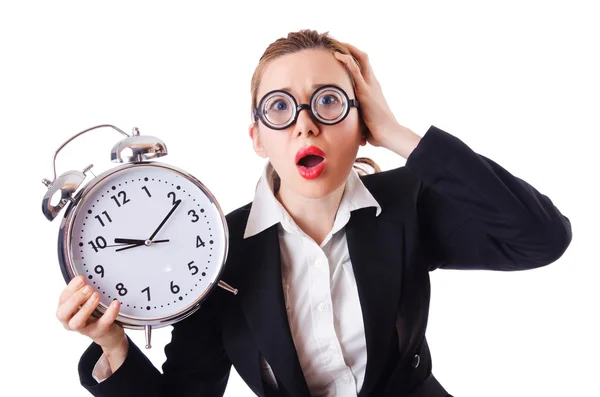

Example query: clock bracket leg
[144,325,152,349]
[218,280,238,295]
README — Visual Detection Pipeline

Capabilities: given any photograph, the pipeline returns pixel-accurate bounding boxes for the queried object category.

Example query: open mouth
[295,146,327,180]
[297,154,324,168]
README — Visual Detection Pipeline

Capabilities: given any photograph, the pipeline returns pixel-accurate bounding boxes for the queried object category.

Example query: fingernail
[73,276,84,287]
[111,300,119,308]
[82,286,91,294]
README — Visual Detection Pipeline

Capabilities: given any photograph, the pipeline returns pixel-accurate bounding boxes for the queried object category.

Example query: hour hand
[114,238,147,245]
[114,238,170,244]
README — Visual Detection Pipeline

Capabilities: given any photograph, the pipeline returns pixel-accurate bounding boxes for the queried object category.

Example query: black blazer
[78,125,572,397]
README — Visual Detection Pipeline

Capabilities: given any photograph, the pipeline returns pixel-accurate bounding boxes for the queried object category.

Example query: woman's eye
[269,100,288,111]
[319,95,339,105]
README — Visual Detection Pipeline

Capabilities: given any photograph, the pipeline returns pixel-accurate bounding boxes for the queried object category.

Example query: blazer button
[412,354,421,368]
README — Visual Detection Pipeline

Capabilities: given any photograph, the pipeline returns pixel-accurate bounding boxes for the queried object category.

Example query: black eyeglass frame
[253,84,360,130]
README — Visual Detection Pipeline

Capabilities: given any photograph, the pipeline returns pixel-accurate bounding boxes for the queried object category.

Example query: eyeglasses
[253,85,359,130]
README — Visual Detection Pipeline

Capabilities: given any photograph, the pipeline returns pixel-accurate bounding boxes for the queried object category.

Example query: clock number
[167,191,178,205]
[188,209,199,223]
[196,235,205,248]
[170,281,180,294]
[141,286,151,301]
[94,265,105,278]
[88,236,107,252]
[111,191,130,207]
[116,283,128,296]
[142,186,152,198]
[188,261,199,275]
[94,211,112,227]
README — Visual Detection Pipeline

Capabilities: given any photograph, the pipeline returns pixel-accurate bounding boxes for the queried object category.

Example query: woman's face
[250,49,364,200]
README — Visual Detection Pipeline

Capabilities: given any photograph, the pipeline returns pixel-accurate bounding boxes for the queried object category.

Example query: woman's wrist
[381,123,422,159]
[101,333,129,373]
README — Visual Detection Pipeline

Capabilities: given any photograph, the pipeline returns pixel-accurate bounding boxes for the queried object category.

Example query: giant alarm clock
[41,124,237,349]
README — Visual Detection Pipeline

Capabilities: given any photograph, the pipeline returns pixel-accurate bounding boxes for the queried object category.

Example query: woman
[56,29,572,397]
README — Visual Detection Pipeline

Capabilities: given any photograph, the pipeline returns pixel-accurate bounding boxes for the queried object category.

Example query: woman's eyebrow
[277,83,332,93]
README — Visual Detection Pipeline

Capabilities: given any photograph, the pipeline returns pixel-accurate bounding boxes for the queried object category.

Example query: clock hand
[112,239,170,252]
[115,243,145,252]
[148,199,181,241]
[113,238,171,245]
[114,238,146,245]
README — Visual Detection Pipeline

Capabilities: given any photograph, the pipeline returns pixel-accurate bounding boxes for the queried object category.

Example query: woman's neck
[275,180,345,246]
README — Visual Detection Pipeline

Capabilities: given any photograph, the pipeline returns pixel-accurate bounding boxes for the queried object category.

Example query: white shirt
[244,162,382,397]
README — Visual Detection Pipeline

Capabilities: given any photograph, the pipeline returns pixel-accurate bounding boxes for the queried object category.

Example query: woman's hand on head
[335,43,422,159]
[334,44,398,146]
[56,275,126,352]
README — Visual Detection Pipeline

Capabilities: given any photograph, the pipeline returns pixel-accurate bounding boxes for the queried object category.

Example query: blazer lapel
[346,206,405,397]
[237,224,311,397]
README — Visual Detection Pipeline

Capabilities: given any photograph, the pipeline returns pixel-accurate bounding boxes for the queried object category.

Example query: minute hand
[148,199,181,241]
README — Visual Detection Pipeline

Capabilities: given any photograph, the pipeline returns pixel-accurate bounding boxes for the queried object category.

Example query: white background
[1,1,598,396]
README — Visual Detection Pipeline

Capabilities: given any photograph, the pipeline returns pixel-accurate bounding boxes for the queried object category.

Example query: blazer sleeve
[404,125,572,271]
[78,295,231,397]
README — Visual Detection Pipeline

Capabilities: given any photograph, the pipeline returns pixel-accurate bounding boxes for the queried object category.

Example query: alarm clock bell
[42,125,168,221]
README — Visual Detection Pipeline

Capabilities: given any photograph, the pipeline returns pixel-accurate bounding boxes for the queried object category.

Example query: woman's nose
[293,107,320,137]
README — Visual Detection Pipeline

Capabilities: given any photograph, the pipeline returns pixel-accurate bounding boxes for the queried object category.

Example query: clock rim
[57,160,230,330]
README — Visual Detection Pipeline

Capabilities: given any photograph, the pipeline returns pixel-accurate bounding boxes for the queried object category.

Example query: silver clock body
[56,161,229,330]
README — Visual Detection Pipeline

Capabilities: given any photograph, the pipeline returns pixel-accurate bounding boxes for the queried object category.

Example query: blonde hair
[250,29,380,175]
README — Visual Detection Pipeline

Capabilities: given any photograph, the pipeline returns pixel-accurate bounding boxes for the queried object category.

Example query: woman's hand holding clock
[56,275,129,373]
[54,193,184,372]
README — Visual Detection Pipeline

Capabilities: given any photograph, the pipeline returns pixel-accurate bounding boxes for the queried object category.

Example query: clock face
[65,163,227,323]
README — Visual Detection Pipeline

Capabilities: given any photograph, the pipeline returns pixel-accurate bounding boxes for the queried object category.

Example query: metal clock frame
[42,124,237,348]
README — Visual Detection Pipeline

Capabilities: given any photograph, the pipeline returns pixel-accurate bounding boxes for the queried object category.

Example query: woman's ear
[249,123,268,158]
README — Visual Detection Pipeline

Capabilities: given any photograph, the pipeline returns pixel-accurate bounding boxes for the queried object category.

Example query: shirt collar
[243,162,382,239]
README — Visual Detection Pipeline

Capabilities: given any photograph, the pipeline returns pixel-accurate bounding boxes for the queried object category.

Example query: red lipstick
[295,146,326,180]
